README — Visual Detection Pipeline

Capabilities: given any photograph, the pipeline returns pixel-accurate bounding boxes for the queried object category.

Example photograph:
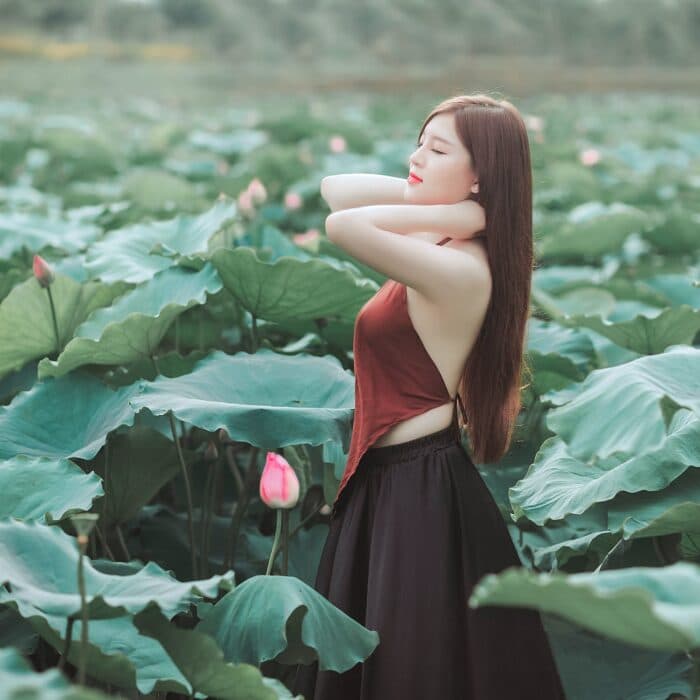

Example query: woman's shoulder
[446,236,491,282]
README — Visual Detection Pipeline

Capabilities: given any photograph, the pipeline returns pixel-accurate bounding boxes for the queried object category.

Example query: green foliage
[0,90,698,698]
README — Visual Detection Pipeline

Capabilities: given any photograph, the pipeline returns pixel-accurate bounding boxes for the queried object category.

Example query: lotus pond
[0,91,699,699]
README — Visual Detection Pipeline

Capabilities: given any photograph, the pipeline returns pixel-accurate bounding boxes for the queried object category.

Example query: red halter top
[331,236,468,519]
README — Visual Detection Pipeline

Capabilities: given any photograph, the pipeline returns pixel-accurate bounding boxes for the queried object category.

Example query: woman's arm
[335,200,486,241]
[320,174,408,212]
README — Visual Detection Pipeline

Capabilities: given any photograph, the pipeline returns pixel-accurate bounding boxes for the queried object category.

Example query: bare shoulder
[445,237,492,292]
[404,231,491,298]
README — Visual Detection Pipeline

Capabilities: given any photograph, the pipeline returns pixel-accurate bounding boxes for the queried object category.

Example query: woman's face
[405,112,478,205]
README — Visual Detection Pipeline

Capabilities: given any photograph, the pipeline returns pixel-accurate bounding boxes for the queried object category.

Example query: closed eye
[417,142,445,155]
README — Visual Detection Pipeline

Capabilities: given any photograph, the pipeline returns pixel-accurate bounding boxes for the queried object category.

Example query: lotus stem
[57,617,74,671]
[223,446,259,572]
[114,524,130,561]
[266,510,283,575]
[151,354,198,579]
[204,458,222,575]
[250,314,258,352]
[594,536,628,573]
[200,456,220,578]
[77,535,88,686]
[282,510,289,575]
[46,286,61,355]
[271,502,325,567]
[94,525,115,561]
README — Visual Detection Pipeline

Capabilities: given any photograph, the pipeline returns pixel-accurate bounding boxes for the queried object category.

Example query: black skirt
[291,417,568,700]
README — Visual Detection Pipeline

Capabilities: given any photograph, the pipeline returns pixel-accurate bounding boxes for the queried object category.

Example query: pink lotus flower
[33,255,55,288]
[292,228,320,246]
[260,451,300,509]
[247,177,267,205]
[329,135,346,153]
[284,191,303,210]
[580,148,601,166]
[237,188,255,218]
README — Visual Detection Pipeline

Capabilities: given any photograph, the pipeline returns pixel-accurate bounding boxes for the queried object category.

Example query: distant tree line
[0,0,697,68]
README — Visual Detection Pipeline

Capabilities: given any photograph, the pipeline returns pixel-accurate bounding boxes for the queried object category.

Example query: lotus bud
[247,177,267,205]
[292,228,319,247]
[284,191,303,210]
[579,148,601,166]
[237,188,255,218]
[260,451,300,509]
[329,135,346,153]
[33,255,55,288]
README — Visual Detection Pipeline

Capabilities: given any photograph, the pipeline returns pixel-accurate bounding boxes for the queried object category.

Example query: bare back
[371,233,491,447]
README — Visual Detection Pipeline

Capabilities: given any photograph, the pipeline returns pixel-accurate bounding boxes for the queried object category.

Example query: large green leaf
[3,598,195,696]
[539,203,651,260]
[608,465,700,538]
[37,262,223,379]
[543,344,700,461]
[540,615,692,700]
[0,264,24,304]
[643,208,700,255]
[90,428,189,529]
[189,128,268,156]
[0,371,141,460]
[0,211,101,258]
[0,272,130,379]
[134,603,299,699]
[127,348,355,453]
[644,273,700,309]
[83,197,237,283]
[0,646,117,700]
[560,305,700,354]
[575,326,642,368]
[0,519,235,621]
[526,319,597,395]
[532,263,617,294]
[198,575,379,672]
[0,454,103,524]
[469,561,700,653]
[210,245,379,325]
[0,519,236,695]
[550,286,617,318]
[510,411,700,525]
[121,168,208,215]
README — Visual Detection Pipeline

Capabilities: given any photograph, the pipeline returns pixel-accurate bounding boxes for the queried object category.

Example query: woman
[292,94,567,699]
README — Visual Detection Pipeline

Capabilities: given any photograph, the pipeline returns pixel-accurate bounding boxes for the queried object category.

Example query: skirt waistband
[362,419,461,468]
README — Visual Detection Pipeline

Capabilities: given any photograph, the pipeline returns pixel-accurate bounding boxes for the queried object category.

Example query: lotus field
[0,93,699,699]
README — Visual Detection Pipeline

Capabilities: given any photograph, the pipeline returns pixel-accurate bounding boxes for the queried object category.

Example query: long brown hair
[417,93,533,464]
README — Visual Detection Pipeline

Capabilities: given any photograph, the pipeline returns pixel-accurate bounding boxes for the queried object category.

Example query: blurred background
[0,7,698,699]
[0,0,699,104]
